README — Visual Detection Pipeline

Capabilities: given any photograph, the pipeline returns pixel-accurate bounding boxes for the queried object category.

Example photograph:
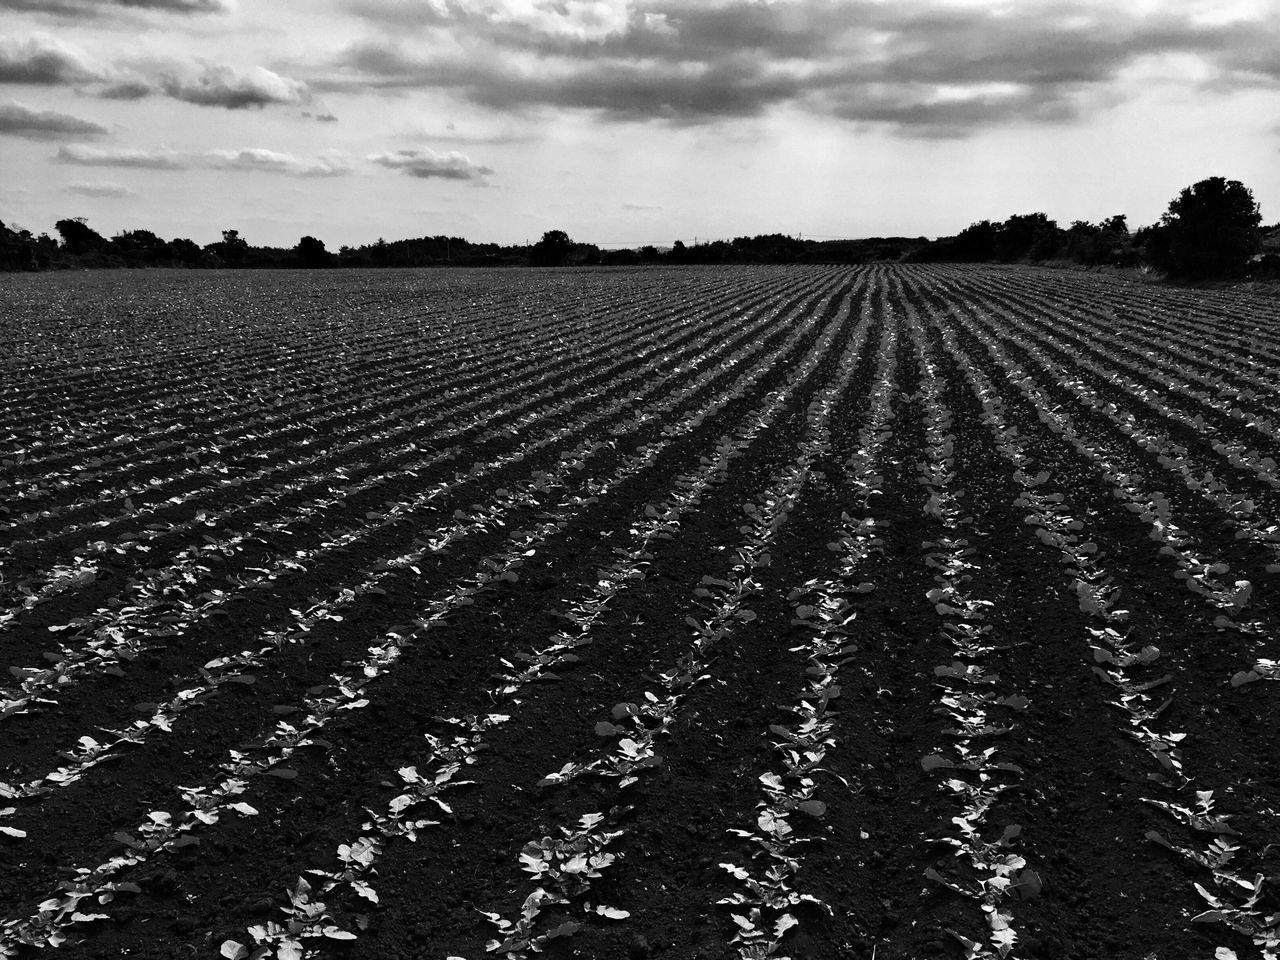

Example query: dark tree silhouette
[1146,176,1262,279]
[207,228,249,265]
[0,220,44,270]
[169,237,205,266]
[994,213,1060,262]
[1060,215,1134,266]
[530,229,573,266]
[294,235,332,268]
[111,229,172,266]
[954,220,998,260]
[54,217,108,256]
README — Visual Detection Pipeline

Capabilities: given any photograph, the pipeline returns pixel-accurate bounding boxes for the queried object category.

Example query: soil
[1,263,1278,960]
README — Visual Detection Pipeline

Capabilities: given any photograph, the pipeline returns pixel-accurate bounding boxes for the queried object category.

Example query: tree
[0,220,42,271]
[294,235,332,268]
[953,220,997,261]
[1101,214,1128,236]
[530,229,573,266]
[1147,176,1262,279]
[111,229,171,266]
[169,237,205,266]
[55,217,108,256]
[207,228,249,265]
[994,213,1060,262]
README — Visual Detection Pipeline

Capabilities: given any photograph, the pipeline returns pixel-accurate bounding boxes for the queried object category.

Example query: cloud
[56,142,355,176]
[205,147,350,176]
[0,33,101,84]
[0,100,108,138]
[57,143,186,168]
[368,147,494,181]
[302,110,338,122]
[105,61,309,108]
[621,201,661,211]
[398,120,531,145]
[0,0,232,15]
[66,180,137,197]
[98,80,154,100]
[2,34,306,110]
[329,0,1280,135]
[154,62,308,108]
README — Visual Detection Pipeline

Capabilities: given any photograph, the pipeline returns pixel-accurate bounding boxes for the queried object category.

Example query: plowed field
[2,264,1279,960]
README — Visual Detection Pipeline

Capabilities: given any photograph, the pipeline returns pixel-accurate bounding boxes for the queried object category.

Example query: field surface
[1,264,1279,960]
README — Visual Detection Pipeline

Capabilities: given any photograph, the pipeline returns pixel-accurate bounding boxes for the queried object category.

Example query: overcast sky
[2,0,1278,248]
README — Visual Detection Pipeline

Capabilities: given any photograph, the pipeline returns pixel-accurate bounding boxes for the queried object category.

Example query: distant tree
[602,247,642,266]
[169,237,205,266]
[530,229,574,266]
[953,220,998,260]
[111,229,172,266]
[0,220,41,271]
[55,217,108,256]
[1062,220,1104,265]
[1101,214,1128,236]
[294,235,332,268]
[1059,214,1136,267]
[1146,177,1262,279]
[208,228,249,265]
[994,213,1061,262]
[568,242,601,266]
[669,239,687,263]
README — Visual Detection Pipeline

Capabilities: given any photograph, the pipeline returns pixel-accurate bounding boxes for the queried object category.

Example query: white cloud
[153,62,308,109]
[67,180,137,197]
[205,147,350,176]
[56,143,186,168]
[56,142,357,177]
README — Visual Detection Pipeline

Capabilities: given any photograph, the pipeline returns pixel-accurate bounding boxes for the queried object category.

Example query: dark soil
[1,264,1277,960]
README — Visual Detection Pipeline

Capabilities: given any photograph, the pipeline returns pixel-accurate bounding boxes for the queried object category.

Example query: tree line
[909,177,1277,281]
[2,176,1275,281]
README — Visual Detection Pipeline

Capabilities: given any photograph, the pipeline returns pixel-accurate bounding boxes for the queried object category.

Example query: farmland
[1,263,1278,960]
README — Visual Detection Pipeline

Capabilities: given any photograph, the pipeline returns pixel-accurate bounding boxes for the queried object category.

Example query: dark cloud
[0,100,108,138]
[320,39,800,121]
[107,0,231,10]
[0,34,100,84]
[332,0,1280,135]
[98,80,153,99]
[0,0,231,15]
[369,147,493,181]
[66,180,136,197]
[431,128,529,145]
[2,34,307,110]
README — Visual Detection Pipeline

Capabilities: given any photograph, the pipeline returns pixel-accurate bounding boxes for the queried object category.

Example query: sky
[2,0,1279,249]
